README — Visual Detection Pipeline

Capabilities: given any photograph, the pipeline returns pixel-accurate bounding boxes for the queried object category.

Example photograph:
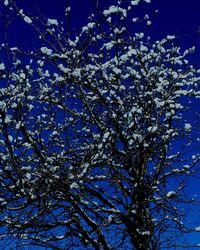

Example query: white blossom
[47,18,59,26]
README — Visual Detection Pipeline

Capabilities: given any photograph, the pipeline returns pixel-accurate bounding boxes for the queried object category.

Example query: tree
[0,0,200,249]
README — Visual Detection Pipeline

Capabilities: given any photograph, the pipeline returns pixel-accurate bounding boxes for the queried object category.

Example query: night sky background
[1,0,200,248]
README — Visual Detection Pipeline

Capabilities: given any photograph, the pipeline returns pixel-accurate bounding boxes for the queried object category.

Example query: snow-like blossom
[24,16,32,24]
[131,0,140,5]
[103,6,127,17]
[184,123,192,131]
[0,63,5,70]
[166,191,176,198]
[47,18,59,26]
[3,0,9,6]
[40,47,52,56]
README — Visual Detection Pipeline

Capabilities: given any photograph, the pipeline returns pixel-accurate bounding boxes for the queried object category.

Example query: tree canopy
[0,0,200,249]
